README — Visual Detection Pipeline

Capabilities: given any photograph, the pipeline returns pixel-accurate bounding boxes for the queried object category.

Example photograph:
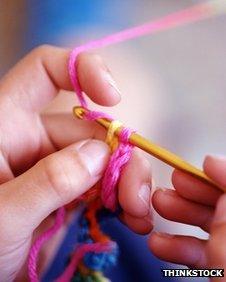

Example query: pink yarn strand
[68,2,213,106]
[28,207,66,282]
[55,129,134,279]
[28,2,220,280]
[56,242,115,282]
[84,109,113,121]
[101,128,134,211]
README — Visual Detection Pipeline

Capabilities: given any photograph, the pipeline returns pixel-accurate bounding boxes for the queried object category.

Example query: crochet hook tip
[73,106,111,130]
[73,106,86,119]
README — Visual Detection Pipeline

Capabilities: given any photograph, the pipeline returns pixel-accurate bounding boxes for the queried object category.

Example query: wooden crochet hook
[73,106,222,191]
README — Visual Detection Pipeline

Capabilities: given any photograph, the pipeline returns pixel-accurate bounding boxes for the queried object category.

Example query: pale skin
[150,159,226,282]
[0,45,225,281]
[0,45,153,281]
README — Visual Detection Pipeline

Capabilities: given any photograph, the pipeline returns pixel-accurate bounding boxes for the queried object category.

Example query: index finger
[172,169,222,207]
[0,45,121,174]
[0,45,121,112]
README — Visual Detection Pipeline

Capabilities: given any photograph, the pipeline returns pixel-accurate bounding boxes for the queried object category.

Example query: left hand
[0,45,153,280]
[149,154,226,281]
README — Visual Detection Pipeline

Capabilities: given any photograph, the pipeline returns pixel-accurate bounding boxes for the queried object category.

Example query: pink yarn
[56,242,116,282]
[28,207,65,282]
[28,2,216,280]
[84,109,113,122]
[68,1,212,108]
[101,127,134,211]
[55,128,134,280]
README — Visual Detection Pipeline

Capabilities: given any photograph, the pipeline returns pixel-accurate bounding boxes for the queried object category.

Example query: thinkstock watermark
[161,269,224,278]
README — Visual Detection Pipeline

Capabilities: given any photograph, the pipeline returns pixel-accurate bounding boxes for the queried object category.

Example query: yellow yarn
[92,271,111,282]
[77,263,110,282]
[105,120,122,152]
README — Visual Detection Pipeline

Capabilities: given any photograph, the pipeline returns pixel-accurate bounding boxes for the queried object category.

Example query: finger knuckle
[31,44,54,57]
[41,151,89,202]
[41,155,73,201]
[77,52,104,66]
[92,53,104,64]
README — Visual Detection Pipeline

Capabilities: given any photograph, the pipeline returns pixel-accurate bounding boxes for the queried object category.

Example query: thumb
[204,155,226,276]
[0,139,109,237]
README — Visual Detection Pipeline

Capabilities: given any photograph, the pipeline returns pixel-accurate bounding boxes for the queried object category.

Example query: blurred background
[1,0,226,281]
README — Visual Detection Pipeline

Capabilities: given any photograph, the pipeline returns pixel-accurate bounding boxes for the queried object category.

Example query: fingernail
[205,155,226,166]
[157,187,175,196]
[78,140,110,177]
[204,155,226,187]
[206,154,226,161]
[138,183,151,212]
[154,231,174,239]
[102,71,121,96]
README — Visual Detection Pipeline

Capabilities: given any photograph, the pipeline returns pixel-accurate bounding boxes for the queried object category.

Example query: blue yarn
[97,207,122,224]
[84,238,93,244]
[84,246,118,271]
[79,216,89,227]
[77,225,90,242]
[77,206,119,276]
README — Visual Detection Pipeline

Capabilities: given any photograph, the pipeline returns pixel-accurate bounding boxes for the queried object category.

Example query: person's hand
[149,155,226,280]
[0,45,153,281]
